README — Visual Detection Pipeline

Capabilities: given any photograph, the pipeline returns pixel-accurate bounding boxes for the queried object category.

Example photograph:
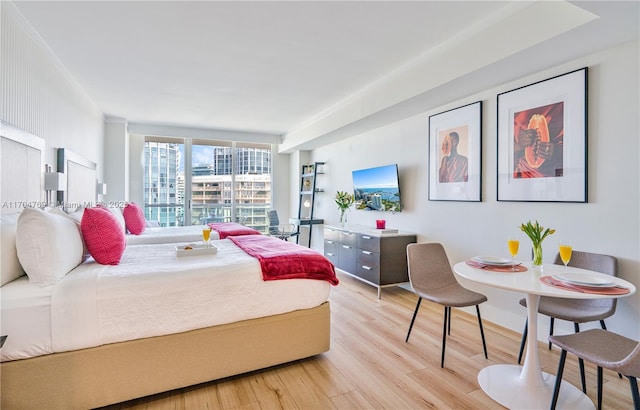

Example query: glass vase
[339,209,348,226]
[532,243,543,267]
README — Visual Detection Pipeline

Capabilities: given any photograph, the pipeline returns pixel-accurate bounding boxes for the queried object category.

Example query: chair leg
[551,349,567,410]
[597,366,603,410]
[548,317,555,350]
[405,297,422,342]
[628,376,639,410]
[441,306,448,368]
[447,306,452,335]
[518,318,528,365]
[475,305,488,359]
[574,323,586,393]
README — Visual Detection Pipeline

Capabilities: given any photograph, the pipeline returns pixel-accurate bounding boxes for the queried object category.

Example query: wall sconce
[303,199,311,208]
[96,182,107,196]
[44,172,66,191]
[44,167,66,205]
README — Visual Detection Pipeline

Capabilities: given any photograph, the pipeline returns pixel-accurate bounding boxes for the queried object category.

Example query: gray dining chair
[517,250,618,393]
[549,329,639,410]
[405,243,488,368]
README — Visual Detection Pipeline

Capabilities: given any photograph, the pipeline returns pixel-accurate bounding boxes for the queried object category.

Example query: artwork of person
[513,102,564,179]
[439,131,468,183]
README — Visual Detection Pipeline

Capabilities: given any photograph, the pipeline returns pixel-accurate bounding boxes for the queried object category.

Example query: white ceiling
[10,1,640,150]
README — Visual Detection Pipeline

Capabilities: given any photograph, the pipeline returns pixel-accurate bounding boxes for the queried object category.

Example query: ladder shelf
[294,162,324,247]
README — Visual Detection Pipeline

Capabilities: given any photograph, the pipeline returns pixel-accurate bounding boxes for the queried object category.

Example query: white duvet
[0,239,331,362]
[125,225,219,245]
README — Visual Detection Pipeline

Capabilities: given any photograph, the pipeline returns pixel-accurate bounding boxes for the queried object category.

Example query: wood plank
[102,271,636,409]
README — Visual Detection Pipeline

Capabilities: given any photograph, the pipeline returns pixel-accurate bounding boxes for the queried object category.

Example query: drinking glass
[559,239,572,272]
[508,236,520,271]
[202,226,211,247]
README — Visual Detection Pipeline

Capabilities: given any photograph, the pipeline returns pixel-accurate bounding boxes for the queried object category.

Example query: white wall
[104,118,129,203]
[310,40,640,341]
[1,2,104,187]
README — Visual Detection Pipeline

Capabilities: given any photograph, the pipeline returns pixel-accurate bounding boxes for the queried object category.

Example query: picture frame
[428,101,482,201]
[497,67,587,202]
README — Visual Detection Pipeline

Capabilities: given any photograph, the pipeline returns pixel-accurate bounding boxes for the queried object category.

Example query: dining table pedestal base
[478,364,594,409]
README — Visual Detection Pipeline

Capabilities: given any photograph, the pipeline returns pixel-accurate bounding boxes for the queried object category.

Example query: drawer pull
[326,252,334,257]
[362,235,371,239]
[342,245,352,249]
[362,265,372,271]
[326,240,334,244]
[362,250,373,255]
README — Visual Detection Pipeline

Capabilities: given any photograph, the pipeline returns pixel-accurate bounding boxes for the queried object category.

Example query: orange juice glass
[202,227,211,246]
[508,239,520,258]
[508,237,519,271]
[559,240,572,271]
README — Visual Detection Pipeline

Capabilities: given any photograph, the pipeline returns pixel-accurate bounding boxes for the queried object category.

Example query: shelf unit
[292,162,324,247]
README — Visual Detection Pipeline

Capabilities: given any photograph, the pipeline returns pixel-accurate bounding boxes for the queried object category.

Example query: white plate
[552,273,615,287]
[471,256,513,265]
[175,243,218,257]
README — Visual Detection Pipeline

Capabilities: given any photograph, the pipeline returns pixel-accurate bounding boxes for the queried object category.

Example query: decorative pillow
[1,213,25,286]
[48,206,90,262]
[81,207,126,265]
[15,208,83,286]
[122,202,146,235]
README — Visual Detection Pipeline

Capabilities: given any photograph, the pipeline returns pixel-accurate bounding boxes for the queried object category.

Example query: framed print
[497,67,587,202]
[428,101,482,201]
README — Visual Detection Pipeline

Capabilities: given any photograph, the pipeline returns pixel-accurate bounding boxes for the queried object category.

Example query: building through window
[143,137,272,232]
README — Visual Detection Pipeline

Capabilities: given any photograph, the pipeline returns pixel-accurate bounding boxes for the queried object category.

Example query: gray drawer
[358,234,380,252]
[339,230,357,247]
[338,243,357,273]
[324,227,339,242]
[357,262,380,284]
[324,240,338,264]
[357,248,380,269]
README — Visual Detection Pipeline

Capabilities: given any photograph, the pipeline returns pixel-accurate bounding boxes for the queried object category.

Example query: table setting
[453,220,636,409]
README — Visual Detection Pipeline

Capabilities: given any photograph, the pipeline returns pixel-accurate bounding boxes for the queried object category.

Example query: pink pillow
[123,202,146,235]
[81,207,126,265]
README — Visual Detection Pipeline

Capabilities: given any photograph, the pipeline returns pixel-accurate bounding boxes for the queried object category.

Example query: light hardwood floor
[103,272,635,409]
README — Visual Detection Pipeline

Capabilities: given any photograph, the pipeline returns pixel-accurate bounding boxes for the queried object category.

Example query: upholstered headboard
[56,148,97,208]
[0,121,45,214]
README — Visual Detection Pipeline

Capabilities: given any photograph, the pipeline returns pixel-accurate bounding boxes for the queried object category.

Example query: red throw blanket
[208,222,261,239]
[228,235,339,286]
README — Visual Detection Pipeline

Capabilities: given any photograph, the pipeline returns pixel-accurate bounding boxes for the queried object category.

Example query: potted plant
[519,220,556,267]
[335,191,354,226]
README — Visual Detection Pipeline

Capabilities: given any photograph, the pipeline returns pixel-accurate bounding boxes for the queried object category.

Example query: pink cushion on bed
[123,202,146,235]
[81,207,126,265]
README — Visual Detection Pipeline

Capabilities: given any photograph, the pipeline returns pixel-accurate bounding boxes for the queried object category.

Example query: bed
[56,147,261,246]
[0,123,335,409]
[124,221,261,245]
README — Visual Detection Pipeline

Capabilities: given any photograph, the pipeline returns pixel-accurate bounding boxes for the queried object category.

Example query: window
[144,137,272,232]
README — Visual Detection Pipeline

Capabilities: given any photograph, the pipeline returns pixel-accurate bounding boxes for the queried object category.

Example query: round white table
[453,261,636,410]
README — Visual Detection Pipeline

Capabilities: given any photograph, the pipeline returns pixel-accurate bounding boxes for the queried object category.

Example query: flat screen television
[352,164,402,212]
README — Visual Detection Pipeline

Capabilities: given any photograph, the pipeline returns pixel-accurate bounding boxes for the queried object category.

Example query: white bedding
[0,239,331,362]
[126,225,219,245]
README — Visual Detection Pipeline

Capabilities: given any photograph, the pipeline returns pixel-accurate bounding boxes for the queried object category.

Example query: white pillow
[1,213,25,286]
[102,205,126,232]
[48,206,90,262]
[16,208,83,286]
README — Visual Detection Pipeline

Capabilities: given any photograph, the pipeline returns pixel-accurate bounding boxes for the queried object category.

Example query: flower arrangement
[519,220,556,266]
[335,191,354,224]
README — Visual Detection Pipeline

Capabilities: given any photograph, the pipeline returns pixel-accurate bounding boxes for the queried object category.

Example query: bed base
[1,302,330,409]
